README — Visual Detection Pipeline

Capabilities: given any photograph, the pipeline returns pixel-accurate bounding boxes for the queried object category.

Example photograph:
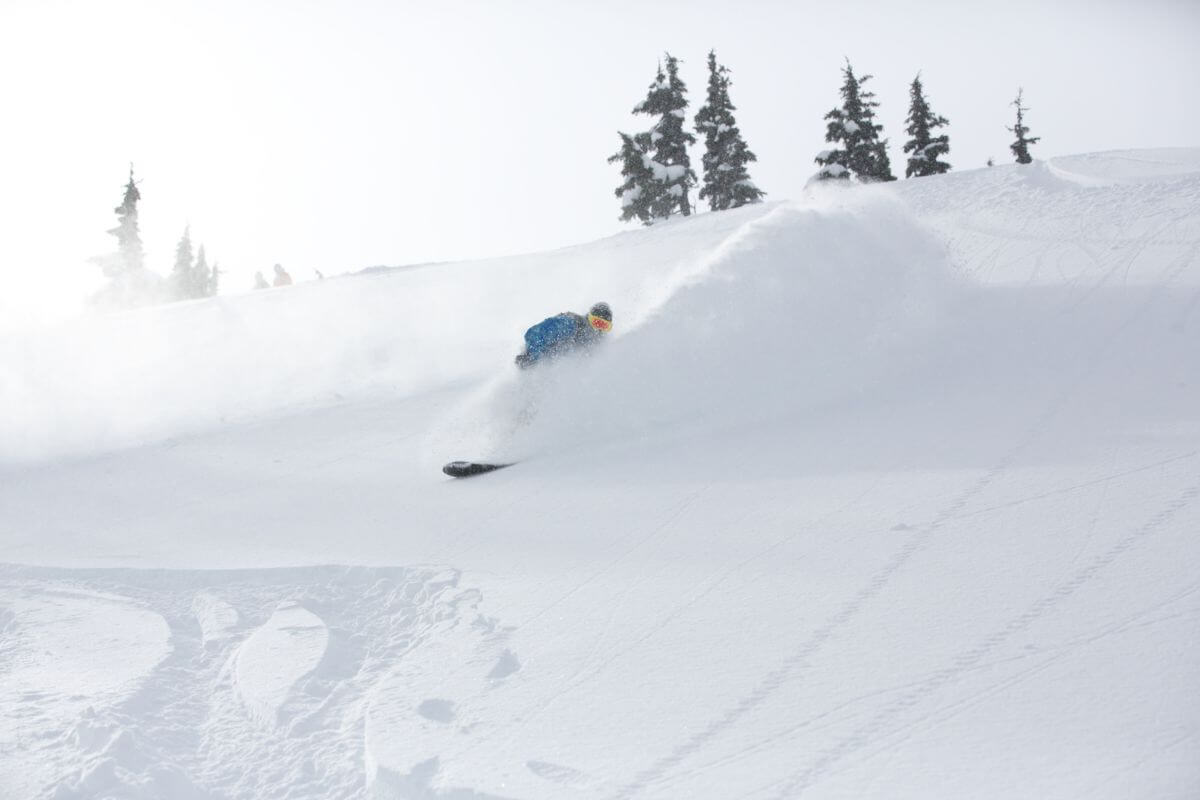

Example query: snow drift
[3,191,957,467]
[437,191,958,464]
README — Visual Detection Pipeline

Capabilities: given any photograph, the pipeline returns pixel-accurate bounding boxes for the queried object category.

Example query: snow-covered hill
[2,149,1199,799]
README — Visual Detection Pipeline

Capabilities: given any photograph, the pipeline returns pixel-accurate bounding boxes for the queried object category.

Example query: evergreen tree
[209,262,221,296]
[107,165,145,275]
[632,54,696,219]
[1008,88,1040,164]
[192,245,212,298]
[902,73,951,178]
[610,55,697,224]
[168,230,217,300]
[609,131,660,224]
[694,50,765,211]
[170,226,195,300]
[90,166,164,307]
[814,60,895,182]
[870,140,896,183]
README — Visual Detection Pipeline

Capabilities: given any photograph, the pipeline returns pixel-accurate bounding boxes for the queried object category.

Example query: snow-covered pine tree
[633,54,697,219]
[1008,88,1040,164]
[192,245,212,298]
[870,140,896,183]
[815,60,895,182]
[208,262,221,296]
[609,131,659,224]
[170,226,195,300]
[694,50,765,211]
[902,73,951,178]
[107,166,145,275]
[90,165,164,308]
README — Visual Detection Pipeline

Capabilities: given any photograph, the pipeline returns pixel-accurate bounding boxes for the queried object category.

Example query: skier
[253,271,269,290]
[272,263,293,287]
[515,302,613,368]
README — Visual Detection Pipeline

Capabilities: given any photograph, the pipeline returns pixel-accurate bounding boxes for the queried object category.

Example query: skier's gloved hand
[514,353,533,369]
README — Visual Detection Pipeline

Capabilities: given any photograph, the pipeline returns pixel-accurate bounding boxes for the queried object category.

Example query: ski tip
[442,461,514,479]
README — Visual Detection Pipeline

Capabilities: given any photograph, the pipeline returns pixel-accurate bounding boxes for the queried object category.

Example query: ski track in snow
[609,456,1016,799]
[763,480,1200,799]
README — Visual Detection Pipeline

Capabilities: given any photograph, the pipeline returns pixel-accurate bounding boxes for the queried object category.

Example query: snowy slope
[2,149,1199,799]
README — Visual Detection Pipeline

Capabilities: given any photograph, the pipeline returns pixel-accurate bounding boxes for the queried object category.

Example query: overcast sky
[1,0,1197,322]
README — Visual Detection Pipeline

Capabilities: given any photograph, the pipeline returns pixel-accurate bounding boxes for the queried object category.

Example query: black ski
[442,461,513,479]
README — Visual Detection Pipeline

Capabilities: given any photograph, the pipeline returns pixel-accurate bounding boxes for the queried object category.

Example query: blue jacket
[521,312,599,364]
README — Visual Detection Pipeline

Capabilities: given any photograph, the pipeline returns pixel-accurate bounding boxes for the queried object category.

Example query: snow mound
[0,583,170,797]
[440,190,958,462]
[1048,148,1200,185]
[232,601,330,727]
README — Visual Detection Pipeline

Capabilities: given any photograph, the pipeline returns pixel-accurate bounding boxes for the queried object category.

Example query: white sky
[1,0,1197,322]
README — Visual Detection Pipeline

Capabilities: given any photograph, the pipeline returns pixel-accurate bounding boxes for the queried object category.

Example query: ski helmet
[587,302,613,333]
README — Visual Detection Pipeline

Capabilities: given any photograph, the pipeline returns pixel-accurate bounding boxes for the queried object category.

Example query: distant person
[253,271,269,290]
[515,302,612,369]
[272,263,293,287]
[314,269,325,280]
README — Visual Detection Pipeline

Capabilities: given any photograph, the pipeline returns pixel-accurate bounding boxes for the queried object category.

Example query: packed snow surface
[2,149,1199,799]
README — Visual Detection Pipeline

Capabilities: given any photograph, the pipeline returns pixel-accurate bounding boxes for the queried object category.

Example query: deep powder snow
[2,149,1199,799]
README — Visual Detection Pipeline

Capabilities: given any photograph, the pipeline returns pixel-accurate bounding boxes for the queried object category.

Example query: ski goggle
[588,313,612,332]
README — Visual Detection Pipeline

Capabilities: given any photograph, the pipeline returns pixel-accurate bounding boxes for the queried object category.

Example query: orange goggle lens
[588,314,612,332]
